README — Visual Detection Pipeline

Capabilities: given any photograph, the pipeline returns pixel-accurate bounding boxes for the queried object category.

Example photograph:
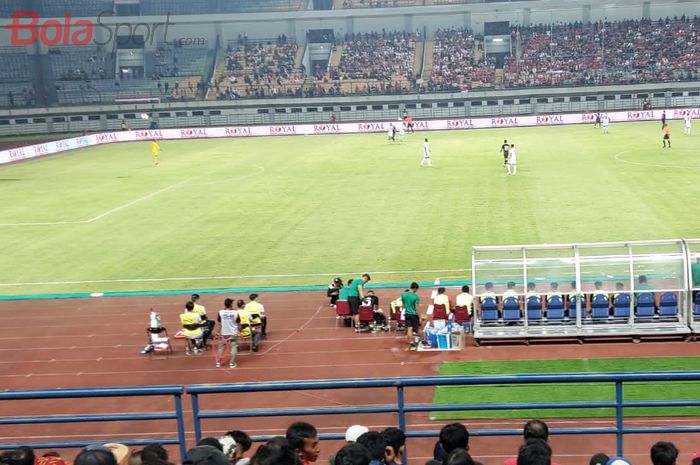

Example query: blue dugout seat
[526,296,542,321]
[635,292,655,319]
[591,294,610,319]
[503,297,521,321]
[659,292,678,317]
[547,295,565,320]
[613,293,631,318]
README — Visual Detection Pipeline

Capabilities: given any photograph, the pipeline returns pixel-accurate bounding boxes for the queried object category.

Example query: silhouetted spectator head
[590,453,610,465]
[251,438,300,465]
[1,448,35,465]
[334,443,370,465]
[183,444,229,465]
[517,439,552,465]
[381,427,406,463]
[356,432,389,463]
[651,442,678,465]
[523,419,549,442]
[462,285,470,293]
[74,447,117,465]
[198,438,223,451]
[141,444,168,464]
[446,449,475,465]
[439,423,470,454]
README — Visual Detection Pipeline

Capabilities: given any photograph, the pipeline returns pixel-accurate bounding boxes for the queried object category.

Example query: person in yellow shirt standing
[151,139,161,165]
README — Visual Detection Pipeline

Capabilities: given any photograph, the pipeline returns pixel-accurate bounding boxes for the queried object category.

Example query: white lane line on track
[0,181,187,227]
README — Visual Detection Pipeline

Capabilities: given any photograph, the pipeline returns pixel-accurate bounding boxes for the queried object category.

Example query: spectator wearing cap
[219,430,253,465]
[651,442,678,465]
[328,278,344,306]
[346,425,370,443]
[606,457,632,465]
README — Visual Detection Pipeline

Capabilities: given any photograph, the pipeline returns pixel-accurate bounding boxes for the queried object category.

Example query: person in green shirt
[347,274,371,330]
[635,275,655,306]
[692,258,700,302]
[402,282,421,351]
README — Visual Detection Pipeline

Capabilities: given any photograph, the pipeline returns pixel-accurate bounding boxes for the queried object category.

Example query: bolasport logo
[2,10,175,48]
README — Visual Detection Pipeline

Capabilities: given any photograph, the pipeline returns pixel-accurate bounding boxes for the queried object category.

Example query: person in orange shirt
[662,124,671,148]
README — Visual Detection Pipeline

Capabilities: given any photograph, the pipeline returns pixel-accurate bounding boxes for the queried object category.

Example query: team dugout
[471,239,696,344]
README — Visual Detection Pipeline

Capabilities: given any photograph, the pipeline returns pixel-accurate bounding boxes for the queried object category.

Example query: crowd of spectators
[504,16,700,88]
[215,35,303,99]
[2,419,695,465]
[331,31,417,84]
[427,28,496,91]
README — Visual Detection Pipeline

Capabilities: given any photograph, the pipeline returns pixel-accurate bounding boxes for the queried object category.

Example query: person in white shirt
[216,298,240,368]
[398,124,406,141]
[602,114,610,134]
[387,125,395,143]
[684,114,692,135]
[421,138,432,166]
[507,144,517,176]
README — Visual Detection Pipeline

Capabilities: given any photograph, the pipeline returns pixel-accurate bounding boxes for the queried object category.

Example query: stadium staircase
[328,44,343,68]
[295,43,306,69]
[494,68,504,89]
[421,40,434,82]
[473,38,483,62]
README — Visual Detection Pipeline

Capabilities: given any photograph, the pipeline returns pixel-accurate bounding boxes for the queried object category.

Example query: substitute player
[507,144,517,176]
[151,139,161,165]
[662,123,671,148]
[421,138,432,167]
[684,113,692,135]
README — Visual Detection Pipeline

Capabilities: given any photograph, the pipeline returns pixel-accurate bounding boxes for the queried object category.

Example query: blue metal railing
[187,372,700,460]
[2,373,700,463]
[0,385,187,461]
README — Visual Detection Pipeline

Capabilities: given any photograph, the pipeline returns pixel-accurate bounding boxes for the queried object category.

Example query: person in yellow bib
[151,139,160,165]
[191,293,214,349]
[242,297,262,352]
[245,293,267,336]
[180,301,203,355]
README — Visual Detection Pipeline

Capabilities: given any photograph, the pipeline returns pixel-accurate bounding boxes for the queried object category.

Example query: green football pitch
[1,121,699,295]
[431,356,700,419]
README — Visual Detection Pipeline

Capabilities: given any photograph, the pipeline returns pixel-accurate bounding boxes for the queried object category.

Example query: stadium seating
[635,293,655,318]
[40,0,114,17]
[694,293,700,318]
[591,294,610,319]
[481,298,499,323]
[503,297,521,322]
[0,48,33,83]
[428,27,496,91]
[568,296,585,320]
[658,292,678,318]
[49,47,114,81]
[613,294,631,319]
[526,297,542,321]
[546,296,565,321]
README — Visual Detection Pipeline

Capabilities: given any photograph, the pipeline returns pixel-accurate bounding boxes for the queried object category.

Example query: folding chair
[335,300,352,327]
[432,304,449,322]
[146,327,173,359]
[388,305,405,332]
[357,305,374,332]
[453,305,471,331]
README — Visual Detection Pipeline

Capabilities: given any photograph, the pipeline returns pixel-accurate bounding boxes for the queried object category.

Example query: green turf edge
[431,357,700,420]
[0,279,471,301]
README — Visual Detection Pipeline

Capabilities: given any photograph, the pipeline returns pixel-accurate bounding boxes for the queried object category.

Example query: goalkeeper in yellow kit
[151,140,161,165]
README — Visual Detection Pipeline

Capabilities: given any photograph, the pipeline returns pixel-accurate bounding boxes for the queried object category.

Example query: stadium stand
[40,0,114,16]
[504,17,700,88]
[0,48,33,83]
[427,27,496,91]
[139,0,302,14]
[48,47,114,81]
[212,38,303,99]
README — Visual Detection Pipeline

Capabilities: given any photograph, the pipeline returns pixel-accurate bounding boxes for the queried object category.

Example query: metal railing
[2,373,700,462]
[188,371,700,461]
[0,385,187,461]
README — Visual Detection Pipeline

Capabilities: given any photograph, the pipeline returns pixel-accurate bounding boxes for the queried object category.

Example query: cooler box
[450,330,465,350]
[436,332,451,349]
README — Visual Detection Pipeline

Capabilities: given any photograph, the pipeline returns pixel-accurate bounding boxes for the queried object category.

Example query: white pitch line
[613,149,700,170]
[0,181,187,227]
[0,268,473,287]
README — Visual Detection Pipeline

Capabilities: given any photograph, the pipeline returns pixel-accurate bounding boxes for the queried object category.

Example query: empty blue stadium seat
[568,296,585,319]
[481,297,498,322]
[526,296,542,321]
[503,297,521,321]
[635,292,655,319]
[613,293,631,318]
[695,293,700,318]
[591,294,610,319]
[659,292,678,317]
[547,295,565,320]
